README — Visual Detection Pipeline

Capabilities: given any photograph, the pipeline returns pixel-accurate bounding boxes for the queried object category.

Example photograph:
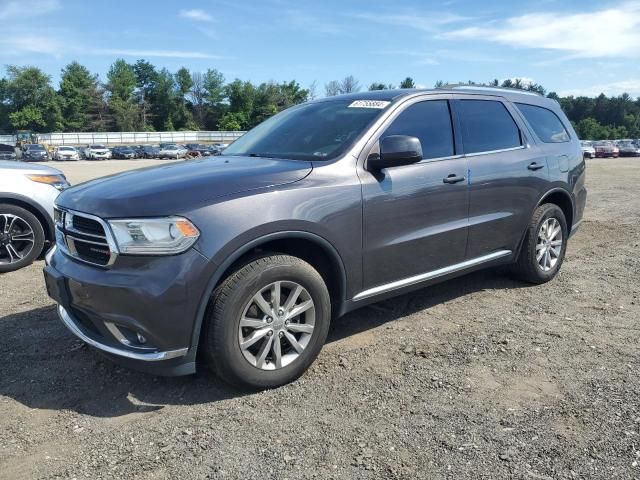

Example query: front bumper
[44,243,214,376]
[57,304,188,361]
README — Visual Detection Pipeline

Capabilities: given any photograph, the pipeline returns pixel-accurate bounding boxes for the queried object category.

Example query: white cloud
[353,11,468,32]
[178,9,213,22]
[558,80,640,97]
[92,49,224,59]
[444,2,640,58]
[0,0,60,19]
[0,34,65,56]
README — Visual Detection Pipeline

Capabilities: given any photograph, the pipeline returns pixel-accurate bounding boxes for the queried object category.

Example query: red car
[594,142,619,158]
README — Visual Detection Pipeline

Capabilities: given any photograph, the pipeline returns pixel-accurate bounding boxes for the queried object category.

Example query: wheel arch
[188,231,348,358]
[514,188,575,260]
[536,188,574,229]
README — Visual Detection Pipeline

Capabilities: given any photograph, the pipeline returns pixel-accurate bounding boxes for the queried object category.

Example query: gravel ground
[1,158,639,480]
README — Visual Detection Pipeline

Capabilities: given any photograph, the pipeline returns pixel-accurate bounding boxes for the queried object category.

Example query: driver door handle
[443,174,466,184]
[528,162,545,171]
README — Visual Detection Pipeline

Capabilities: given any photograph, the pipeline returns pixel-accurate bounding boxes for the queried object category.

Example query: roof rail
[439,84,543,97]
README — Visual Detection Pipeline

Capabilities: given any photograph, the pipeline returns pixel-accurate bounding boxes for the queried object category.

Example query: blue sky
[1,0,640,97]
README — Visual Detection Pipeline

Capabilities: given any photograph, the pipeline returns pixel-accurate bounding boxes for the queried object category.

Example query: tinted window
[224,100,387,161]
[458,100,521,154]
[382,100,454,159]
[516,103,570,143]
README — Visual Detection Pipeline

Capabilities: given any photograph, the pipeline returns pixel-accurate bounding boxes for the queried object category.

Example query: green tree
[218,111,246,131]
[399,77,416,89]
[369,82,394,91]
[106,59,138,130]
[133,59,158,129]
[4,65,63,132]
[58,62,100,131]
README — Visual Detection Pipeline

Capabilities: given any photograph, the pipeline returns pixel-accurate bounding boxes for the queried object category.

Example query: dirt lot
[1,158,639,479]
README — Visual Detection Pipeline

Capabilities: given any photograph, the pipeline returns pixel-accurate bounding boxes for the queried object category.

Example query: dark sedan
[186,143,219,156]
[112,146,137,159]
[22,144,49,162]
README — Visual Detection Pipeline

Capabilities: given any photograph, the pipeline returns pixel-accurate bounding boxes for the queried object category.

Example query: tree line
[1,60,639,140]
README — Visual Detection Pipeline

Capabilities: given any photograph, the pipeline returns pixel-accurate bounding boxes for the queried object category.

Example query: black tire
[512,203,568,284]
[0,204,46,273]
[204,254,331,390]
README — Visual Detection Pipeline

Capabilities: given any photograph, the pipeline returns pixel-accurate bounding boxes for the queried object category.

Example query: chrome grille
[55,208,117,267]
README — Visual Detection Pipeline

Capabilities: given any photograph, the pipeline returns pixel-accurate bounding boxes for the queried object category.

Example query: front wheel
[204,254,331,390]
[512,203,568,284]
[0,204,46,273]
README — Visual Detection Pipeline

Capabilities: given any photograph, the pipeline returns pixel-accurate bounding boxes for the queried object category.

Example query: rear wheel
[204,254,331,390]
[512,203,568,284]
[0,204,45,273]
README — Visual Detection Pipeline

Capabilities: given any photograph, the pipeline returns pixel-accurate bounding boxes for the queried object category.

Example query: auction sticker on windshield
[348,100,390,109]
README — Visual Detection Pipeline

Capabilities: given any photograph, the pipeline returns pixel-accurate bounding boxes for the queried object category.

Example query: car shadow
[0,268,528,418]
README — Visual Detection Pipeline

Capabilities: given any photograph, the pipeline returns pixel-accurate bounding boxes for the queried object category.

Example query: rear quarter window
[515,103,570,143]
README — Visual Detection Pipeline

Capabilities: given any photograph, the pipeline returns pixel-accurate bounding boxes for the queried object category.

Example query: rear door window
[382,100,455,160]
[515,103,570,143]
[457,100,522,154]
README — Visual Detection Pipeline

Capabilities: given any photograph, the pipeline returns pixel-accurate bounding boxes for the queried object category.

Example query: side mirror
[367,135,423,171]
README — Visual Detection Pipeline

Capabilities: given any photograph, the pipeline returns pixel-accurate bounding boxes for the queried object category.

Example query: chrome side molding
[353,250,512,301]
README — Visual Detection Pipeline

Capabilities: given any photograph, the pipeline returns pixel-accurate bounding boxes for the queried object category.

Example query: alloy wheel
[0,214,35,265]
[238,280,315,370]
[536,217,563,272]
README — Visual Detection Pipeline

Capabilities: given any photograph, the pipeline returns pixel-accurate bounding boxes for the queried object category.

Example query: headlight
[108,217,199,255]
[27,174,70,191]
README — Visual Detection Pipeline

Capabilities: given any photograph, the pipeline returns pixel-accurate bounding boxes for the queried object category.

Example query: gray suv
[44,87,587,389]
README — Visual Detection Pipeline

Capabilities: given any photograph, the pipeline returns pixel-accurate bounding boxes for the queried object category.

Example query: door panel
[361,159,469,289]
[360,98,468,291]
[452,96,549,258]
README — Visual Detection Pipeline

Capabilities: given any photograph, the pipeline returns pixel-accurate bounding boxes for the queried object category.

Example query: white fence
[0,131,246,146]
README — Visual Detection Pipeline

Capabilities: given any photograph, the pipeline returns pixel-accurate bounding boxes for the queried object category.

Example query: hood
[0,161,62,175]
[56,155,313,218]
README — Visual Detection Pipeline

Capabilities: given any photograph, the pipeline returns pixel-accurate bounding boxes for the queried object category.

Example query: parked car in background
[580,141,596,159]
[112,146,137,159]
[158,144,188,159]
[617,141,640,157]
[594,141,619,158]
[186,144,218,156]
[136,145,161,158]
[213,143,229,152]
[22,144,50,162]
[0,161,69,272]
[131,145,146,158]
[52,146,80,161]
[85,145,112,160]
[45,87,586,389]
[0,144,17,161]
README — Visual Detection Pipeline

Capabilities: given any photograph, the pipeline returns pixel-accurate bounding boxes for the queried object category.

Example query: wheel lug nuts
[284,320,289,326]
[279,331,284,338]
[267,330,273,337]
[266,317,272,323]
[278,308,284,316]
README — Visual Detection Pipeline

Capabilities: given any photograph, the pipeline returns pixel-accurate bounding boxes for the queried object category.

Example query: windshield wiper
[246,153,274,158]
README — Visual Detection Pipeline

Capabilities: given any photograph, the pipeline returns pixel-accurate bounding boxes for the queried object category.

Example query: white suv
[0,161,69,272]
[85,145,112,160]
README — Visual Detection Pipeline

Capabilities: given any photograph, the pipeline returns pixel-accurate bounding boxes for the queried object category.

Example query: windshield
[90,145,106,149]
[28,144,45,150]
[223,99,389,161]
[59,147,75,151]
